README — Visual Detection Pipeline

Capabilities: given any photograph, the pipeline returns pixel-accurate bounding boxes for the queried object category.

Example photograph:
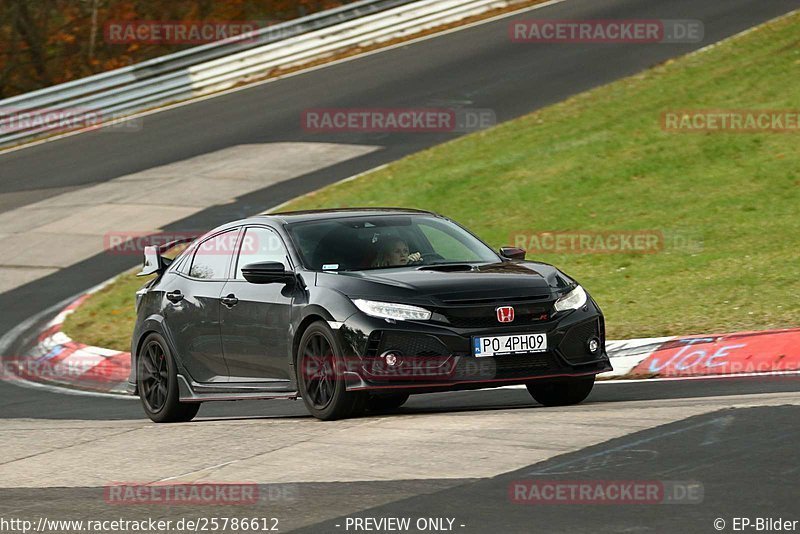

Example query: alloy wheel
[301,333,337,410]
[139,340,169,412]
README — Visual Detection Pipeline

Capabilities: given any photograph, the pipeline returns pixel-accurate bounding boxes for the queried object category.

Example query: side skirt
[178,375,299,402]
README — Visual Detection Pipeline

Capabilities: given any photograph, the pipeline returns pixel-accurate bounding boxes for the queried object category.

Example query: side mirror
[499,247,526,261]
[241,262,295,284]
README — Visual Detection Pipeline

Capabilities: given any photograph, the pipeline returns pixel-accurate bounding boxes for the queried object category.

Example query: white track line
[499,370,800,390]
[1,375,136,399]
[598,370,800,383]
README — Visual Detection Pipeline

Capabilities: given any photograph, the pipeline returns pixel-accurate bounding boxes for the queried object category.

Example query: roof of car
[251,207,439,224]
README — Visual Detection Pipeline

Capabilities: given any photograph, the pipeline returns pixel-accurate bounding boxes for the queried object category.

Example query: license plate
[473,333,547,357]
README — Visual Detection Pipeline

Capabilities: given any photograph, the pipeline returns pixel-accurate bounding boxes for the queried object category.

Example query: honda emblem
[496,306,515,323]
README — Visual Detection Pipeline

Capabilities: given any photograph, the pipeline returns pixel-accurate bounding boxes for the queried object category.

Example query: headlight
[554,285,587,312]
[353,299,432,321]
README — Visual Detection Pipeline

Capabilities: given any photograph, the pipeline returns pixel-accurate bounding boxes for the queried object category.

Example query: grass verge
[64,12,800,350]
[62,272,150,352]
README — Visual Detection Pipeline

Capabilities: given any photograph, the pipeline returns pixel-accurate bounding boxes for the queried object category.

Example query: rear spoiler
[137,237,197,277]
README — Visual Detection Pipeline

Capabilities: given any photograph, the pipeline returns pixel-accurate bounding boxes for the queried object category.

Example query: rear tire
[296,322,364,421]
[137,333,200,423]
[527,376,595,407]
[365,393,410,413]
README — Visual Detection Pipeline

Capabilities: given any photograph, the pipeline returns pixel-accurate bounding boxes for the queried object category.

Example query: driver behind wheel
[372,238,422,267]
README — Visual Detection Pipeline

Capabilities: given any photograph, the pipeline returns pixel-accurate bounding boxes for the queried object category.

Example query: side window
[419,223,482,261]
[189,230,239,280]
[172,251,191,275]
[169,242,195,275]
[235,227,289,279]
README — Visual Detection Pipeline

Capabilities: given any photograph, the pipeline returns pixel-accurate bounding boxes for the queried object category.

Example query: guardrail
[0,0,516,148]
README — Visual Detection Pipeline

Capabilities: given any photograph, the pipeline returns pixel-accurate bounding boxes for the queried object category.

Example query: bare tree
[8,0,51,87]
[88,0,100,61]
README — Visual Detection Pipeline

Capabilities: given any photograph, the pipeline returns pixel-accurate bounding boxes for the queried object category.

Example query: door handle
[221,294,239,308]
[166,290,183,303]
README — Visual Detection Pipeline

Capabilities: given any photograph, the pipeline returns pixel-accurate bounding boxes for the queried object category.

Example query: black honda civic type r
[129,208,611,422]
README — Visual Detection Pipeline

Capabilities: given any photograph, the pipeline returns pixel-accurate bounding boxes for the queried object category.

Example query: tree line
[0,0,353,98]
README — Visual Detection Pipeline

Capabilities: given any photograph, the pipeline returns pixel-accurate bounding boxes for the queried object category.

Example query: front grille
[377,332,450,357]
[558,319,601,364]
[454,353,555,380]
[438,294,550,305]
[436,304,551,329]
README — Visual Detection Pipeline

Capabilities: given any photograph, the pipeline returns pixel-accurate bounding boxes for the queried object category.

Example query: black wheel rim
[139,341,169,413]
[301,333,336,410]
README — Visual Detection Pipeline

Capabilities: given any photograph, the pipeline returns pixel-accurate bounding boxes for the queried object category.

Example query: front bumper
[336,299,612,392]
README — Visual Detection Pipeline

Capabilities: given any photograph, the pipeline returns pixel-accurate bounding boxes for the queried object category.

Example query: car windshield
[286,215,501,271]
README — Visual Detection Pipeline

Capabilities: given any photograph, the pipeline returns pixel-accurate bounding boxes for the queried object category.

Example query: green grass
[62,271,152,352]
[63,13,800,350]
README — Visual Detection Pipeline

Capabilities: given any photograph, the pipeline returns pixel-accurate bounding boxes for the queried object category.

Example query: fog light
[588,338,600,353]
[381,351,401,367]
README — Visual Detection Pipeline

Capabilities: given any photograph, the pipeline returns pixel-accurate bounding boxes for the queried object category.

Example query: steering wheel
[417,252,445,264]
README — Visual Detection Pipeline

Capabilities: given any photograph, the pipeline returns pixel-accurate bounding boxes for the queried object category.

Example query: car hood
[315,261,574,305]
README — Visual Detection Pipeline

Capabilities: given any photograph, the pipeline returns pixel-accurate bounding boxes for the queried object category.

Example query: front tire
[137,333,200,423]
[527,375,595,406]
[296,322,364,421]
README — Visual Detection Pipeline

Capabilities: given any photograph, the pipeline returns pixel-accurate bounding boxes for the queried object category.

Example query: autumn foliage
[0,0,355,98]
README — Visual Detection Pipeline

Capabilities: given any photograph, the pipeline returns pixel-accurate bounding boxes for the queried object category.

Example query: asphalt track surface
[1,378,798,533]
[1,0,799,531]
[0,374,798,421]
